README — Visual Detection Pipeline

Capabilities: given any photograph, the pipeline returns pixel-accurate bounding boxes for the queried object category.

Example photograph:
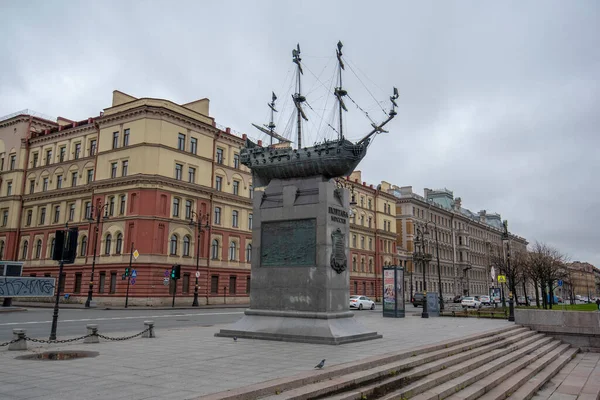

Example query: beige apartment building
[385,185,528,302]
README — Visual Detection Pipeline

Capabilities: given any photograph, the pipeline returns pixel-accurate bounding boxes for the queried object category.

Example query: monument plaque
[261,219,316,267]
[330,228,347,274]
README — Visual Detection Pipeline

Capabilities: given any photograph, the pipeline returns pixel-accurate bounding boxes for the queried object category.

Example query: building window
[361,258,365,272]
[248,213,253,230]
[29,180,35,194]
[56,175,62,189]
[173,198,180,217]
[9,154,16,170]
[229,242,237,261]
[229,276,237,295]
[123,129,130,146]
[352,257,357,272]
[211,275,219,294]
[71,171,78,186]
[190,137,197,154]
[233,154,240,169]
[177,133,185,151]
[42,177,48,192]
[26,210,32,226]
[188,167,196,183]
[59,147,66,162]
[232,210,238,227]
[215,176,222,191]
[98,272,105,293]
[110,272,117,294]
[35,239,42,259]
[112,132,119,149]
[115,233,123,254]
[85,202,92,219]
[368,199,372,209]
[74,273,82,293]
[53,206,60,223]
[39,207,46,225]
[111,162,117,178]
[369,259,373,273]
[104,234,112,255]
[109,196,115,216]
[69,203,75,221]
[122,160,128,176]
[182,273,190,293]
[369,238,373,250]
[87,169,94,183]
[45,150,52,166]
[80,236,87,256]
[21,240,28,260]
[74,143,81,160]
[90,139,97,156]
[361,236,365,249]
[183,235,190,256]
[216,148,223,164]
[214,207,221,224]
[175,164,183,180]
[211,239,219,259]
[120,195,126,215]
[246,244,252,262]
[59,273,66,293]
[170,234,178,255]
[352,235,357,247]
[32,153,38,167]
[246,276,251,294]
[232,180,239,195]
[185,200,192,219]
[1,210,7,227]
[249,184,253,199]
[0,240,4,260]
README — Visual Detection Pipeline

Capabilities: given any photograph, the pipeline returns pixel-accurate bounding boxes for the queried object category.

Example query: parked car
[349,295,375,310]
[413,292,425,307]
[453,295,463,303]
[517,296,527,305]
[461,296,481,309]
[478,295,492,306]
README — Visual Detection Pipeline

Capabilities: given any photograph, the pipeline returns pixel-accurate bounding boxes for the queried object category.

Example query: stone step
[259,328,535,400]
[435,341,569,400]
[319,332,546,400]
[376,335,553,400]
[497,347,579,400]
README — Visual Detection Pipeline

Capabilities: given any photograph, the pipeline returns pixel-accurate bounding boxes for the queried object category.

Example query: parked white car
[461,296,481,309]
[349,295,375,310]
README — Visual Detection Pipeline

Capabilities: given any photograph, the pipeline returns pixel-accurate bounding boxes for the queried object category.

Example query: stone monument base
[216,309,382,345]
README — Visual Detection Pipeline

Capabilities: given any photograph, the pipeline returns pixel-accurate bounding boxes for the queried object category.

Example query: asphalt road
[0,307,246,341]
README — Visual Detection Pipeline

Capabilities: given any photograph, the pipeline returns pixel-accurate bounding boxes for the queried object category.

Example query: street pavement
[0,306,511,400]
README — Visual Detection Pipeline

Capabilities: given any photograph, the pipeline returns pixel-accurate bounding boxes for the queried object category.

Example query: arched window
[211,239,219,259]
[183,235,190,256]
[116,233,123,254]
[360,258,365,272]
[245,244,252,262]
[369,259,373,273]
[0,240,4,260]
[50,238,56,259]
[80,236,87,257]
[229,242,237,261]
[352,257,357,272]
[22,240,29,260]
[170,234,178,255]
[35,239,42,259]
[104,234,112,255]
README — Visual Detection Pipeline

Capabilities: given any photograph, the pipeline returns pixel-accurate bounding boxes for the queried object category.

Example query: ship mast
[292,44,308,149]
[334,41,348,141]
[267,92,277,146]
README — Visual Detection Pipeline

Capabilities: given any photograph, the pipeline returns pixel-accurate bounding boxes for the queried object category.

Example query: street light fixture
[413,223,432,318]
[189,211,211,307]
[85,203,109,308]
[502,220,515,322]
[432,222,444,311]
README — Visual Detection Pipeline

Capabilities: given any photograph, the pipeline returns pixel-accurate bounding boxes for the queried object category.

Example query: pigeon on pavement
[233,336,237,341]
[314,359,326,369]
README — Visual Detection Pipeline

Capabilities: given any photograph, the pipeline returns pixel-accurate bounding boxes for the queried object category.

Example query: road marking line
[0,311,243,326]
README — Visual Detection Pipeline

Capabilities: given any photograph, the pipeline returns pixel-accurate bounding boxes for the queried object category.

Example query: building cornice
[29,123,97,145]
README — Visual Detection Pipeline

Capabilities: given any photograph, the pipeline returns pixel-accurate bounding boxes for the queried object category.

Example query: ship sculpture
[241,41,398,187]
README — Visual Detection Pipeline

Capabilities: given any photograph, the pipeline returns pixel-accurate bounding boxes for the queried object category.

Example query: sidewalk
[0,312,511,400]
[10,301,249,311]
[533,352,600,400]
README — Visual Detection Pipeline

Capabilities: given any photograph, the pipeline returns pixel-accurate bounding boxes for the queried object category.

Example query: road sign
[131,270,137,278]
[131,278,136,285]
[558,280,563,287]
[497,275,507,283]
[133,250,140,260]
[164,270,169,277]
[490,266,496,281]
[163,278,169,286]
[195,271,200,278]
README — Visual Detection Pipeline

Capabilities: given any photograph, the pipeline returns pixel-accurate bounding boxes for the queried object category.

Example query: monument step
[490,347,579,400]
[259,328,539,400]
[417,341,569,400]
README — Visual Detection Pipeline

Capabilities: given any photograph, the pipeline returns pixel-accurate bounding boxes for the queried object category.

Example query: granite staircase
[257,325,579,400]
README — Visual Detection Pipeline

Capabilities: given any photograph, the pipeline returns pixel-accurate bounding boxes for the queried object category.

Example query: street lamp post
[190,211,211,307]
[502,220,515,322]
[85,203,109,308]
[433,223,444,311]
[414,223,432,318]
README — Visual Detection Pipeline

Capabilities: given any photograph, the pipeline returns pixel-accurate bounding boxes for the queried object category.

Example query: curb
[0,307,28,313]
[11,302,249,311]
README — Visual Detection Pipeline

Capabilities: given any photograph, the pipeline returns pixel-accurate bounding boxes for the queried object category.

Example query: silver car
[349,295,375,310]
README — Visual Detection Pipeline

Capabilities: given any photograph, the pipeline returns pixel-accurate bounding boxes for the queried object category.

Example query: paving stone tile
[547,394,577,400]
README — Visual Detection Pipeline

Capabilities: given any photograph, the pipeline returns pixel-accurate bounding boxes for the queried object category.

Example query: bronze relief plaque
[330,228,347,274]
[261,219,317,267]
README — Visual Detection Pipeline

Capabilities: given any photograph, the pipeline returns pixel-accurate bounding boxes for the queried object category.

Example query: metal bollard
[84,324,99,344]
[8,329,27,351]
[143,320,155,338]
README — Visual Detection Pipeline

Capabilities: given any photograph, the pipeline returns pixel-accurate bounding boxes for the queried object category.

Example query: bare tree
[528,242,569,309]
[489,241,522,307]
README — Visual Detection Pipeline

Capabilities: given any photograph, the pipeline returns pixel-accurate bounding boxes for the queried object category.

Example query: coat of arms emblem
[330,228,347,274]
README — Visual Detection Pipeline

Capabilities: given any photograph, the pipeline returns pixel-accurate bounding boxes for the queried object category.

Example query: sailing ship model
[241,41,398,187]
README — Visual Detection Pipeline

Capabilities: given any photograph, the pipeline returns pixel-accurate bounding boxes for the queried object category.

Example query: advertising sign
[383,266,405,318]
[383,269,396,311]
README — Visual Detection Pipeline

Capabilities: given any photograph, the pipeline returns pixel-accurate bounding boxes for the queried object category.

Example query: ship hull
[241,138,369,186]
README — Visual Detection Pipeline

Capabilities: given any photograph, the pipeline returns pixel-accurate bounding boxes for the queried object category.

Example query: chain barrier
[1,327,151,346]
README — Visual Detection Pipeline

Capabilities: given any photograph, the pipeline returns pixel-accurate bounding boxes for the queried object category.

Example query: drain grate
[16,350,99,361]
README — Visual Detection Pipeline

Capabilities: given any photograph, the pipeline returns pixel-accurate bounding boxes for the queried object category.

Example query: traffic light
[53,228,79,264]
[171,265,181,280]
[125,268,130,277]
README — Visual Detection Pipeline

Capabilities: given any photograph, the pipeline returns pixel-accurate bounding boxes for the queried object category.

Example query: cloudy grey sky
[1,1,598,266]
